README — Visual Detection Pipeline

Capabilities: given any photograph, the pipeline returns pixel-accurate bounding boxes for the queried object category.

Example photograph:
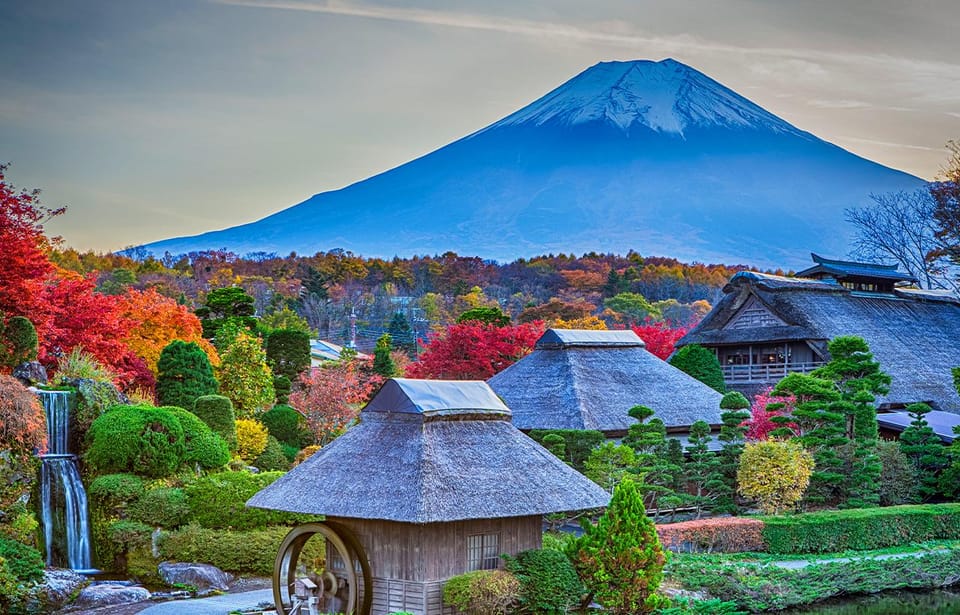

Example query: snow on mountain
[134,59,924,269]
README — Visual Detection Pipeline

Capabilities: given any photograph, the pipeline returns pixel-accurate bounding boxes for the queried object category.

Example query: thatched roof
[487,329,724,434]
[678,270,960,412]
[877,410,959,443]
[246,379,610,522]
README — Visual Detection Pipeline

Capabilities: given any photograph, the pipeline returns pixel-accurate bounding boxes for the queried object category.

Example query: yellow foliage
[553,315,608,330]
[293,445,322,467]
[737,440,814,515]
[235,418,269,462]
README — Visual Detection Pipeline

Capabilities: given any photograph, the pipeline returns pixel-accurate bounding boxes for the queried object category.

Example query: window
[467,533,500,571]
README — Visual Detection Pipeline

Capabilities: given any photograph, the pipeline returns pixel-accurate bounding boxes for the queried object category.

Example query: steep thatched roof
[487,329,724,434]
[678,270,960,412]
[246,379,610,521]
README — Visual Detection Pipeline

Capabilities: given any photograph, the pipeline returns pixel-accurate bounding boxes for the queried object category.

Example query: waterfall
[38,390,94,572]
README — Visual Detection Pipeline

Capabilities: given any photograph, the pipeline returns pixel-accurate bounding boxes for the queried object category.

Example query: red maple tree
[631,319,690,360]
[406,321,545,380]
[744,387,797,441]
[290,361,381,445]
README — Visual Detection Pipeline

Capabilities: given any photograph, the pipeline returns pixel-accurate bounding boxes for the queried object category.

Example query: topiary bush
[156,340,219,411]
[183,470,310,530]
[192,394,237,450]
[158,524,291,575]
[273,374,291,405]
[656,517,765,554]
[260,404,303,447]
[1,316,38,368]
[235,418,269,463]
[167,407,230,470]
[85,405,185,477]
[443,570,521,615]
[737,440,814,515]
[253,435,290,472]
[0,536,44,584]
[503,549,584,615]
[669,344,726,393]
[88,473,146,515]
[129,487,191,528]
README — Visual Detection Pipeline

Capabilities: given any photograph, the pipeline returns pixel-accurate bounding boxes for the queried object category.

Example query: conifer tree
[715,391,750,514]
[156,340,219,410]
[684,420,724,518]
[900,402,949,501]
[387,312,416,355]
[668,344,726,393]
[623,405,684,518]
[372,333,399,378]
[572,476,666,614]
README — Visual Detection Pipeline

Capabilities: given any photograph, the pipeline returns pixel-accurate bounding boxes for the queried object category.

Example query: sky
[2,0,959,253]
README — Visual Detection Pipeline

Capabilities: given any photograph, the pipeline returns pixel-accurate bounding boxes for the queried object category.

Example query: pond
[782,589,960,614]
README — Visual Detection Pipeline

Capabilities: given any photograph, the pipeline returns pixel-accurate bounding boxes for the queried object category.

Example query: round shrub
[192,394,237,450]
[504,549,584,614]
[235,419,268,463]
[168,408,230,470]
[280,442,300,463]
[669,344,726,393]
[129,487,191,528]
[253,436,289,472]
[85,405,186,477]
[2,316,38,367]
[183,470,309,530]
[158,524,290,576]
[260,404,303,447]
[89,473,146,514]
[443,570,520,615]
[0,536,44,584]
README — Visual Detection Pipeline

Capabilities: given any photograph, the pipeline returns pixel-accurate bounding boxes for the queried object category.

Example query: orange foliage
[116,288,219,373]
[656,517,765,553]
[559,269,606,291]
[0,375,47,458]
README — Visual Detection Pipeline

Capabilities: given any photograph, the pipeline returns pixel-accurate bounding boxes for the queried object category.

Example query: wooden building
[247,378,609,615]
[677,254,960,412]
[488,329,724,437]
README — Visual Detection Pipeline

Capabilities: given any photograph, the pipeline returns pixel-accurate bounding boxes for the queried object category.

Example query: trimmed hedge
[657,518,765,554]
[762,503,960,554]
[504,549,584,615]
[192,395,237,450]
[168,407,230,470]
[260,404,303,448]
[253,435,290,472]
[129,487,191,529]
[88,473,146,514]
[158,524,290,575]
[443,570,520,615]
[85,405,185,477]
[183,470,312,530]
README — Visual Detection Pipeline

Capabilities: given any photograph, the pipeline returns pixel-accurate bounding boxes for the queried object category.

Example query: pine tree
[156,340,219,410]
[572,476,666,614]
[387,312,416,355]
[684,420,723,519]
[372,333,399,377]
[900,402,949,501]
[623,405,683,519]
[715,391,750,514]
[265,328,312,382]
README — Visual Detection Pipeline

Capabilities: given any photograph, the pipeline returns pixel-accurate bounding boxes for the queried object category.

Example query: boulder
[159,561,233,593]
[13,361,48,386]
[37,568,88,609]
[72,582,151,608]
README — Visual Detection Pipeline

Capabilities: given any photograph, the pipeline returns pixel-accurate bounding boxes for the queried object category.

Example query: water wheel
[273,522,372,615]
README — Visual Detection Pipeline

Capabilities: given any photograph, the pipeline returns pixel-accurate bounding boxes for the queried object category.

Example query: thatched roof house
[248,378,608,615]
[487,329,724,436]
[677,259,960,412]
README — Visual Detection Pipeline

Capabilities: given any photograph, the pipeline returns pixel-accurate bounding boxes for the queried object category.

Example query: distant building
[488,329,724,437]
[677,254,960,412]
[310,339,370,366]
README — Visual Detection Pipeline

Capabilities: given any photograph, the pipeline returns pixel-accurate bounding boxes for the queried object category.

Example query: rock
[13,361,48,386]
[72,582,151,608]
[158,561,234,593]
[36,568,88,609]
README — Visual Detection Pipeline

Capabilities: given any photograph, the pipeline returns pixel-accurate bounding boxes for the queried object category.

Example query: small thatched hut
[487,329,724,437]
[247,378,609,615]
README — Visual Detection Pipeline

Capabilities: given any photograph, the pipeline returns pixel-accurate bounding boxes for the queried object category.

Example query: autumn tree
[116,287,218,374]
[603,292,660,324]
[407,321,544,380]
[518,298,595,325]
[744,387,796,441]
[290,360,379,445]
[737,440,814,515]
[932,140,960,267]
[217,330,275,418]
[631,320,689,360]
[0,375,47,508]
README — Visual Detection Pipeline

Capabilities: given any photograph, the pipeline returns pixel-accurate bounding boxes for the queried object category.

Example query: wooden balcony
[720,361,825,383]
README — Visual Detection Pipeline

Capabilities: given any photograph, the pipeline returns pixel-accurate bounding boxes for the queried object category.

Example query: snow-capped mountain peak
[486,59,804,136]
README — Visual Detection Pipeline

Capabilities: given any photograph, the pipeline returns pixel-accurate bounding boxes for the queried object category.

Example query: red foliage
[631,319,690,360]
[744,387,798,441]
[290,362,382,445]
[406,321,545,380]
[656,517,765,553]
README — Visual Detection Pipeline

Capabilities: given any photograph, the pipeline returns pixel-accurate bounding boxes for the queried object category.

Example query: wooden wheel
[272,522,371,615]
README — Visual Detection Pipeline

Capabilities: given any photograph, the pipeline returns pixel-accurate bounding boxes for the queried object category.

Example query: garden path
[769,547,954,570]
[136,588,275,615]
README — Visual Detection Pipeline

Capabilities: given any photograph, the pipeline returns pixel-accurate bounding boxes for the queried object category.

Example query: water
[783,589,960,614]
[38,390,94,572]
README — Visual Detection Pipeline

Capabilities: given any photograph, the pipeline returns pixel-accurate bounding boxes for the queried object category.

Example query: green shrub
[527,429,605,472]
[103,520,156,578]
[129,487,191,528]
[280,442,300,463]
[260,404,304,447]
[254,436,290,472]
[443,570,521,615]
[762,503,960,554]
[504,549,583,614]
[0,556,28,615]
[85,405,186,477]
[1,316,37,368]
[265,329,311,382]
[158,524,290,575]
[183,470,309,530]
[156,340,219,411]
[669,344,726,393]
[541,531,577,554]
[89,473,146,515]
[878,439,919,505]
[168,407,230,470]
[192,395,237,450]
[273,374,291,405]
[0,536,44,584]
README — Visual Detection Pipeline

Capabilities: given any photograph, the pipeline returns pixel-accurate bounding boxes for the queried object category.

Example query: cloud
[809,99,915,112]
[840,136,940,152]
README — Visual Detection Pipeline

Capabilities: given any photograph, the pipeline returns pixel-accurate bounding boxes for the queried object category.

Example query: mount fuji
[136,59,924,268]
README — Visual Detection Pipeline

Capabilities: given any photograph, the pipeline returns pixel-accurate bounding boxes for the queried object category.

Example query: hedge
[762,503,960,554]
[657,517,765,554]
[192,395,237,450]
[158,524,290,575]
[168,407,230,470]
[183,470,313,530]
[85,405,185,477]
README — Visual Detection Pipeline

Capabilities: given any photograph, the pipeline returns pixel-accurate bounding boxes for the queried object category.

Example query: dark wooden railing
[721,361,824,383]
